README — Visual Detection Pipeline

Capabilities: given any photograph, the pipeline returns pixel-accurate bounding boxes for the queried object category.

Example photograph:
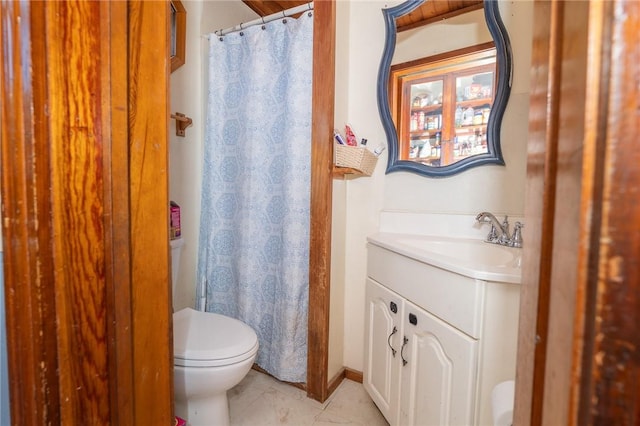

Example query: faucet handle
[511,222,524,248]
[501,215,510,232]
[486,224,498,243]
[496,215,510,244]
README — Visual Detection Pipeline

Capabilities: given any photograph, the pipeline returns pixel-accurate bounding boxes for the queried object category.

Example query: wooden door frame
[0,1,172,423]
[307,0,336,403]
[515,0,640,424]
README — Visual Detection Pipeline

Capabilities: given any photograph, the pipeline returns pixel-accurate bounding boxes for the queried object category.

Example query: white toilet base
[174,356,256,426]
[175,392,229,426]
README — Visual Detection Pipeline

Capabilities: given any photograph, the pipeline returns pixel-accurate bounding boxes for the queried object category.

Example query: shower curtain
[197,13,313,382]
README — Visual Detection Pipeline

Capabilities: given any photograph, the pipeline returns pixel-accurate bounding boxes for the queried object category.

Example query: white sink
[367,233,522,283]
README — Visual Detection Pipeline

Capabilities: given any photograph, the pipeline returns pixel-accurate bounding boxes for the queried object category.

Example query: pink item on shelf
[345,124,358,146]
[170,201,181,240]
[175,416,186,426]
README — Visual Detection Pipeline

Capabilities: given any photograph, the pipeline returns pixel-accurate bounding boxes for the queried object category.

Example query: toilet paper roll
[491,380,515,426]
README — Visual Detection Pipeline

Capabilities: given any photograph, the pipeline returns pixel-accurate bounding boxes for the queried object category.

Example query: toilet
[170,238,259,426]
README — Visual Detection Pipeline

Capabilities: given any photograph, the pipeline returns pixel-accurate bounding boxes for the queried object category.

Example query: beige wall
[333,0,533,372]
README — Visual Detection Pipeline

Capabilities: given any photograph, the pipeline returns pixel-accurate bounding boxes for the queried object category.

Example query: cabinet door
[363,279,403,425]
[400,300,478,426]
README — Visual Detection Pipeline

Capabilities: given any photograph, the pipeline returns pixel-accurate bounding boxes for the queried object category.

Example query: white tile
[232,387,323,425]
[229,372,387,426]
[320,380,388,426]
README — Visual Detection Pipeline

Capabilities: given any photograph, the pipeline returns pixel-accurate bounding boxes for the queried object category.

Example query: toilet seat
[173,308,259,368]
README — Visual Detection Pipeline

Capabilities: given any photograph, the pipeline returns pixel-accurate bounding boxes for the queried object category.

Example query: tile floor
[228,370,389,426]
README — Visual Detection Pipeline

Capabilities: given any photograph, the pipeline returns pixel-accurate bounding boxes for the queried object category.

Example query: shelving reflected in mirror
[378,0,512,177]
[392,43,496,166]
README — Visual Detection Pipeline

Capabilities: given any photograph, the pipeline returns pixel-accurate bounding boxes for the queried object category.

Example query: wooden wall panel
[516,0,640,424]
[101,2,135,424]
[45,2,112,420]
[128,1,174,423]
[0,1,61,423]
[1,1,172,423]
[572,0,640,423]
[307,0,336,403]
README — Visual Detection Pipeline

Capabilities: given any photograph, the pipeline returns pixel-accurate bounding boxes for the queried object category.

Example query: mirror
[377,0,512,177]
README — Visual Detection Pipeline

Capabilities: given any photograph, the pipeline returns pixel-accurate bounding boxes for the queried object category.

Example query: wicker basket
[335,144,378,176]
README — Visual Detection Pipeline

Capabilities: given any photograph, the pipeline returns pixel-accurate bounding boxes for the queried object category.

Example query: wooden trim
[170,0,186,73]
[344,368,363,384]
[516,0,640,424]
[1,1,172,422]
[572,0,640,423]
[128,1,173,423]
[102,2,135,424]
[327,369,345,397]
[45,1,115,420]
[0,2,61,423]
[326,367,364,399]
[307,0,335,403]
[513,0,562,423]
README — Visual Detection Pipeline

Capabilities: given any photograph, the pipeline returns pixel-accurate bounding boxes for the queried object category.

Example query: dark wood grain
[101,2,135,424]
[45,2,112,420]
[0,1,61,423]
[1,1,172,423]
[397,0,483,32]
[516,0,640,424]
[307,0,335,403]
[573,0,640,423]
[243,0,482,33]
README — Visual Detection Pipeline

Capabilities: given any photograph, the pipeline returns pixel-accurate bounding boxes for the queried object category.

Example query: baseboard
[250,364,363,399]
[327,368,346,397]
[326,367,364,399]
[344,367,363,383]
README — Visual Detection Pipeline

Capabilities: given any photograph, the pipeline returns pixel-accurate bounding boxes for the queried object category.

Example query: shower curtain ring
[261,17,266,29]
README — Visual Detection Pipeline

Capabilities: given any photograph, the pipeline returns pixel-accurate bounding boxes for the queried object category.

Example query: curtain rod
[208,1,314,38]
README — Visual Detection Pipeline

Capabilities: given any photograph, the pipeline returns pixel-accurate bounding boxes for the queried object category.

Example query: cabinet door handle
[387,326,398,356]
[401,336,409,366]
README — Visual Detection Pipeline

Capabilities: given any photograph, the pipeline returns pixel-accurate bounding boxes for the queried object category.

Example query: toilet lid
[173,308,259,367]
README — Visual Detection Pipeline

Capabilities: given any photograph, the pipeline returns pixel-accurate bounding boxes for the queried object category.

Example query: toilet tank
[170,238,185,302]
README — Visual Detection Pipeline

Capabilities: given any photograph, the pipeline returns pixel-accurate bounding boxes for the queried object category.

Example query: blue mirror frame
[377,0,512,177]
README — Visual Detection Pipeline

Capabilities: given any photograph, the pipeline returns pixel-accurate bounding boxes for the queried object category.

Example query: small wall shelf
[171,112,192,137]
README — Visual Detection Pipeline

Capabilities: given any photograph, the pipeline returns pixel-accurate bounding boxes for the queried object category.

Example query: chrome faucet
[475,212,524,248]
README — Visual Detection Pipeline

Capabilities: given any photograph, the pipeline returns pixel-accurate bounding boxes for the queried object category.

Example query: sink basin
[367,233,522,283]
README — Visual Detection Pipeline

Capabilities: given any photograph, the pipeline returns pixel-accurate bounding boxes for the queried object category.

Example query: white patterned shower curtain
[197,13,313,382]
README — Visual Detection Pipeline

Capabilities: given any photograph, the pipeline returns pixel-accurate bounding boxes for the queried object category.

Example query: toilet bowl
[170,239,258,426]
[173,307,258,426]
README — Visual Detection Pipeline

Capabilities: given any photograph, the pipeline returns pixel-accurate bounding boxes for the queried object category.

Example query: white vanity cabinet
[399,297,478,426]
[364,278,403,423]
[364,242,520,426]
